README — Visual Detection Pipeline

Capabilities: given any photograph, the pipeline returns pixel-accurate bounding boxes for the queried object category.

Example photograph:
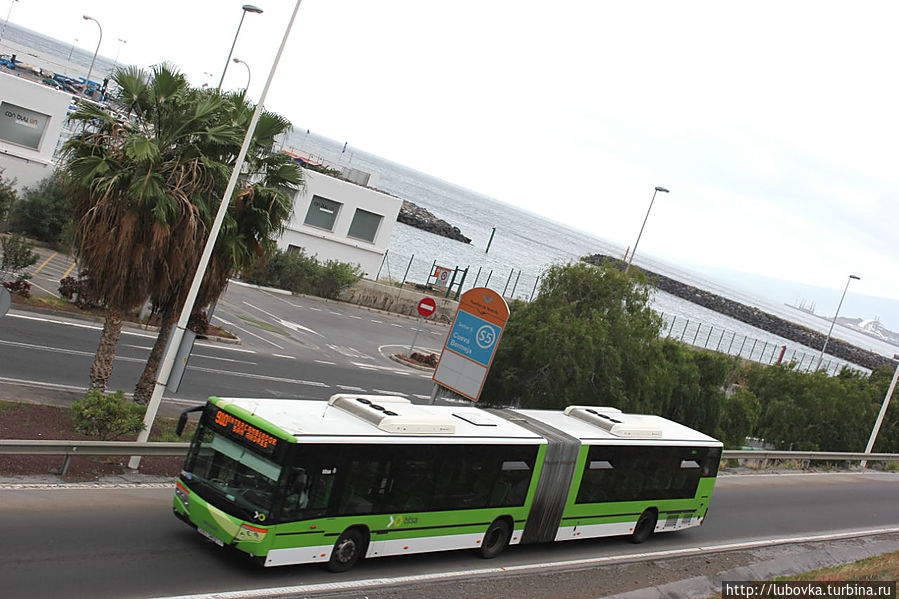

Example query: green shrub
[10,174,72,247]
[71,390,146,440]
[0,168,17,225]
[1,233,39,279]
[244,248,362,299]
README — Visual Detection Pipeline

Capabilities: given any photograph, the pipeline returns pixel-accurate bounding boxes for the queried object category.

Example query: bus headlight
[175,481,190,511]
[236,524,268,543]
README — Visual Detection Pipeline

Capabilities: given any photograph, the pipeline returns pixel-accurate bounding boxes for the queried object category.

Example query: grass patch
[237,316,291,337]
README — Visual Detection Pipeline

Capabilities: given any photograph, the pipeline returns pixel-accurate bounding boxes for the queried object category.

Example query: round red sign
[418,297,437,317]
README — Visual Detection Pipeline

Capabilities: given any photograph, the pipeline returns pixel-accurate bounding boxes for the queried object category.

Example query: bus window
[338,457,382,515]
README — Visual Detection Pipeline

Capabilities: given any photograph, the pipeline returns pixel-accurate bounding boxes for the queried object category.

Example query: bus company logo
[4,110,39,129]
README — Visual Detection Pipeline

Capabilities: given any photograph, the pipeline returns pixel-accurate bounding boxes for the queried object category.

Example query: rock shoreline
[396,200,471,244]
[583,254,890,371]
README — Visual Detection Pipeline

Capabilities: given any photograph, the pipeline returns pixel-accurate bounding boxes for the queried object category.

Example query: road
[0,282,452,409]
[1,472,897,599]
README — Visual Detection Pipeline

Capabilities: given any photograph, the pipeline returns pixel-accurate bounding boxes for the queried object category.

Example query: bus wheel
[327,528,366,572]
[629,510,657,544]
[479,519,512,559]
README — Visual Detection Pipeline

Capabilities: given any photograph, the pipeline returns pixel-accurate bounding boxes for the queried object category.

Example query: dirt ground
[0,400,185,480]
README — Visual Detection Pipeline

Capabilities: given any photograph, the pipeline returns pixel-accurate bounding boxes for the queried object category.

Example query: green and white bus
[172,394,722,571]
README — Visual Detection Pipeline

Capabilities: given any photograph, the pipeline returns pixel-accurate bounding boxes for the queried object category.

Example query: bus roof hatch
[563,406,663,439]
[328,394,456,435]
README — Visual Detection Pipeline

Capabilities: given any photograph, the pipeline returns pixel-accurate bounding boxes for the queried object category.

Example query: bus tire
[629,509,657,544]
[479,519,512,559]
[327,528,366,572]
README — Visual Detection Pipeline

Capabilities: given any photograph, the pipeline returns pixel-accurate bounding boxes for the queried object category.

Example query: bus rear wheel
[479,519,512,559]
[327,528,366,572]
[629,510,657,544]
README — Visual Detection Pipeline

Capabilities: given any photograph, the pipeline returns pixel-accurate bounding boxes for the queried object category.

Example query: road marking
[219,319,285,350]
[32,251,57,274]
[9,313,102,330]
[391,323,404,328]
[146,527,899,599]
[61,260,78,278]
[371,319,383,323]
[414,394,431,400]
[329,345,373,360]
[190,354,257,365]
[124,344,153,351]
[186,366,329,387]
[374,389,409,396]
[273,354,296,360]
[328,311,341,315]
[308,307,321,311]
[336,385,365,391]
[0,339,146,363]
[242,300,324,338]
[348,315,362,320]
[314,360,336,365]
[0,376,88,393]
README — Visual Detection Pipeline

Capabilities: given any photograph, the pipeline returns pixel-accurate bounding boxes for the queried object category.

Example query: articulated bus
[172,394,722,571]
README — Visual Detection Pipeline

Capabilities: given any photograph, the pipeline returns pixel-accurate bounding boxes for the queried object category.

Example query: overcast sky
[6,1,898,313]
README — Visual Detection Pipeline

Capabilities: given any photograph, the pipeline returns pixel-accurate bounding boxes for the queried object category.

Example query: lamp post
[625,186,669,274]
[67,37,78,62]
[0,0,18,43]
[217,4,262,90]
[111,38,126,72]
[232,57,250,91]
[129,0,305,470]
[815,274,860,371]
[80,15,102,99]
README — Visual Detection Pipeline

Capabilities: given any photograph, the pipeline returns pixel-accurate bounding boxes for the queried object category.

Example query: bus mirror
[176,405,205,436]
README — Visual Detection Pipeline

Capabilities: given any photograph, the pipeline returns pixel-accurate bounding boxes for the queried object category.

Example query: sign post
[409,296,437,356]
[432,287,509,402]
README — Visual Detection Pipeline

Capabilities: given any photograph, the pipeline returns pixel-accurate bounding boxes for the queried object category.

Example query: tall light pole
[111,38,126,72]
[0,0,18,43]
[860,355,899,468]
[815,274,860,371]
[625,186,669,274]
[67,37,78,62]
[232,57,250,91]
[217,4,262,90]
[80,15,102,99]
[130,0,305,470]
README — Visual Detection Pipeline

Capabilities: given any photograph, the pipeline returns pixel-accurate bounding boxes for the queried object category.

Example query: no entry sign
[418,297,437,318]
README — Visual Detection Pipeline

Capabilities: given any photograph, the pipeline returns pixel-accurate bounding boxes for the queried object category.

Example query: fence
[659,313,863,376]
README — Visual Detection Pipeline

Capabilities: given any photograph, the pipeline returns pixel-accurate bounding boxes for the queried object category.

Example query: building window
[304,195,341,231]
[347,209,383,243]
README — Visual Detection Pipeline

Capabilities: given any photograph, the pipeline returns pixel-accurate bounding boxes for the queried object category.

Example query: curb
[389,353,437,372]
[9,302,242,345]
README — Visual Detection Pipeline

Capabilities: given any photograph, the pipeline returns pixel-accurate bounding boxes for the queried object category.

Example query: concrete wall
[341,278,458,324]
[0,72,73,190]
[277,170,402,278]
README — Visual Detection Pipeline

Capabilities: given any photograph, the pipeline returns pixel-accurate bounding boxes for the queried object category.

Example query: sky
[4,0,898,327]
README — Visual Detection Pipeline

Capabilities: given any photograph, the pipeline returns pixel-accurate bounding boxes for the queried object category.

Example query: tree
[9,173,72,246]
[131,90,303,404]
[480,262,663,410]
[0,168,17,229]
[62,64,301,392]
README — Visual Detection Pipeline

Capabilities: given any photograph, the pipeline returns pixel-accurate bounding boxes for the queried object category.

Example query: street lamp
[217,4,263,90]
[0,0,18,44]
[625,186,669,274]
[815,274,860,371]
[80,15,102,99]
[111,38,126,72]
[232,57,250,91]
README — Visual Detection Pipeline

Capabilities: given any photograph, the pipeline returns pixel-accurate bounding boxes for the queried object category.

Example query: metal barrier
[1,441,897,476]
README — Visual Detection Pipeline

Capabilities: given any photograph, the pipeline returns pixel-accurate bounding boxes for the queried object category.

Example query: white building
[277,169,402,278]
[0,72,73,190]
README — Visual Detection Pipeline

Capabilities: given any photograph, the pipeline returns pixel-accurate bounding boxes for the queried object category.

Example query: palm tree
[61,64,294,391]
[131,91,302,404]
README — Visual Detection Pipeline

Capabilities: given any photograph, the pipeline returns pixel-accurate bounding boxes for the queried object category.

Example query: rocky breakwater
[583,254,891,371]
[397,200,471,244]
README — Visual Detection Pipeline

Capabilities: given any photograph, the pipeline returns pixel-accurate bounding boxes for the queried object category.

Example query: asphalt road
[0,282,452,409]
[1,472,897,599]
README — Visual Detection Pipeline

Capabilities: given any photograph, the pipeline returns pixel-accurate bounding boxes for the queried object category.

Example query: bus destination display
[210,409,280,453]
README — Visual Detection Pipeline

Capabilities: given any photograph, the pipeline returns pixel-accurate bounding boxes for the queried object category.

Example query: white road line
[336,385,365,391]
[191,354,257,365]
[414,394,431,400]
[221,320,285,350]
[0,376,88,393]
[9,313,156,339]
[348,315,362,320]
[194,342,256,354]
[374,389,409,396]
[186,366,328,387]
[146,527,899,599]
[314,360,336,365]
[124,344,153,351]
[242,301,324,338]
[0,339,146,363]
[391,323,404,328]
[273,354,296,360]
[370,319,383,323]
[328,311,341,315]
[308,307,322,311]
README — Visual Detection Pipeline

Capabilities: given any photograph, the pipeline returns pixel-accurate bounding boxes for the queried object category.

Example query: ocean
[3,21,895,367]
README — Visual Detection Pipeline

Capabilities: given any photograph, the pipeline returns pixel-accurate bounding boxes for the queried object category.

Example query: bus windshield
[183,426,283,522]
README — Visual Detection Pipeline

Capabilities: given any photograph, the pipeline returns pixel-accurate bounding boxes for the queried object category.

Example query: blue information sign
[445,310,501,367]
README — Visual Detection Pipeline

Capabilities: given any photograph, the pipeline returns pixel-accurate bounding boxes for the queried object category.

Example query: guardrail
[1,441,898,477]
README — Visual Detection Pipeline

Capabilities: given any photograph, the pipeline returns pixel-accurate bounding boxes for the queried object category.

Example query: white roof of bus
[513,408,721,445]
[215,397,545,444]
